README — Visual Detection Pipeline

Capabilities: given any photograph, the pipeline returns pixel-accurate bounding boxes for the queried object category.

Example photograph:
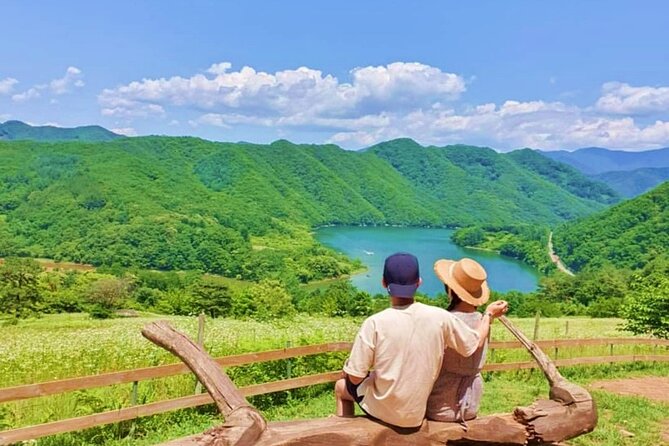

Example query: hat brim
[434,259,490,307]
[387,282,419,299]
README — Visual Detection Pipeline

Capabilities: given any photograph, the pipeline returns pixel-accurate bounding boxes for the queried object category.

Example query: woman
[426,257,508,423]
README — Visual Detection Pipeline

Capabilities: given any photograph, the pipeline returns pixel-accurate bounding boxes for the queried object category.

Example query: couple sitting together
[335,252,509,428]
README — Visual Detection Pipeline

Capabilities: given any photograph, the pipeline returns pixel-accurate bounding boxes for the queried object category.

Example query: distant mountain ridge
[593,168,669,198]
[540,146,669,197]
[0,136,613,274]
[0,120,122,142]
[541,146,669,175]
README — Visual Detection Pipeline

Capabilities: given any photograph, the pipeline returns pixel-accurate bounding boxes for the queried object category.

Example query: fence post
[195,312,205,394]
[131,381,138,405]
[565,320,569,337]
[533,311,541,341]
[286,341,293,379]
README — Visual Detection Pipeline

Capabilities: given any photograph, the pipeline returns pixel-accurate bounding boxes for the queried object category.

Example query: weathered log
[145,321,597,446]
[142,321,266,446]
[498,316,597,444]
[157,415,528,446]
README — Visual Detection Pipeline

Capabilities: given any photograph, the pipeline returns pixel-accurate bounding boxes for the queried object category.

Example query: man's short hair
[383,252,420,298]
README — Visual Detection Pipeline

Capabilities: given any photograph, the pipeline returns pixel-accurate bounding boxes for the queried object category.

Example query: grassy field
[1,314,668,445]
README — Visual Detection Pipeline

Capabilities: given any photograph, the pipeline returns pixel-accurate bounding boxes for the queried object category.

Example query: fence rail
[1,337,668,445]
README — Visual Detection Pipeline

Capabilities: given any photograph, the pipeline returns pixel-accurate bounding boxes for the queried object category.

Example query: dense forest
[552,181,669,272]
[0,136,613,283]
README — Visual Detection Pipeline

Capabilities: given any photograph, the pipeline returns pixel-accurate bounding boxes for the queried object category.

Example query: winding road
[547,231,575,276]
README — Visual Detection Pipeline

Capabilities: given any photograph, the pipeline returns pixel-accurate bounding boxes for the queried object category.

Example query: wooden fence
[1,337,668,445]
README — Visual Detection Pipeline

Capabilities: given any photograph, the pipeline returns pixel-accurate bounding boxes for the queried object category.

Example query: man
[335,252,506,428]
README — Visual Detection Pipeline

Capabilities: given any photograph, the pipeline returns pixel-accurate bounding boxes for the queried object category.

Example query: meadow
[2,313,669,445]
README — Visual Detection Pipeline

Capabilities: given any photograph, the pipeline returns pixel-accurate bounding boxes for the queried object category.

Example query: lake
[316,226,540,296]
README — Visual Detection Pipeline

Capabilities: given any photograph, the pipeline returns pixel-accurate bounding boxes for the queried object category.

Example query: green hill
[592,167,669,198]
[368,140,613,224]
[0,136,612,279]
[553,182,669,272]
[0,120,122,142]
[507,148,620,204]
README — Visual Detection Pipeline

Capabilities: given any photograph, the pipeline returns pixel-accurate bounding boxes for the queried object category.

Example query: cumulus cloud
[98,61,466,119]
[327,100,669,150]
[49,66,85,94]
[9,66,85,103]
[97,61,669,149]
[12,87,41,103]
[0,78,18,95]
[596,82,669,115]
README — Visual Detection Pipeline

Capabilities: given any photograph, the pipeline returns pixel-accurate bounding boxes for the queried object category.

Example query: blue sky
[1,1,668,150]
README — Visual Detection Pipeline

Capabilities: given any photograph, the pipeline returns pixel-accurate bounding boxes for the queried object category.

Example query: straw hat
[434,258,490,306]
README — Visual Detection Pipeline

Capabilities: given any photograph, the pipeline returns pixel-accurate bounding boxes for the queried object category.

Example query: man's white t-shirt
[343,302,480,428]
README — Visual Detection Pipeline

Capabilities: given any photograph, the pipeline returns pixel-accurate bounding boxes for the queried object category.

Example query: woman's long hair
[445,285,463,311]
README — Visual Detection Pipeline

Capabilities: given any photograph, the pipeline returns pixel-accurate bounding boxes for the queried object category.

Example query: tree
[189,276,233,318]
[0,257,43,317]
[88,276,132,318]
[232,279,295,321]
[622,258,669,338]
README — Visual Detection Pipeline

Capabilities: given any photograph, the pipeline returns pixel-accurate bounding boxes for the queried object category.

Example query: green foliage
[622,258,669,338]
[188,276,234,318]
[87,277,132,311]
[507,148,620,204]
[298,280,374,317]
[232,279,296,321]
[452,224,555,274]
[0,257,43,317]
[553,182,669,272]
[0,137,609,286]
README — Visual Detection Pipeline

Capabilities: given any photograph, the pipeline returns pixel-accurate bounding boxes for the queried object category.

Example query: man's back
[344,302,479,427]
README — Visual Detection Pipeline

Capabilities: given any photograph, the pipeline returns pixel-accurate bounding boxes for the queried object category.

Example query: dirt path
[547,231,575,276]
[0,257,95,272]
[590,376,669,402]
[591,377,669,443]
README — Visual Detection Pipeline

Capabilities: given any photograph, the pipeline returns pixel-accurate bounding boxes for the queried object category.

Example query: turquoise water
[316,226,540,296]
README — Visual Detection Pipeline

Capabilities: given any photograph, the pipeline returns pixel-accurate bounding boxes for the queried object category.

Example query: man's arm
[343,319,375,382]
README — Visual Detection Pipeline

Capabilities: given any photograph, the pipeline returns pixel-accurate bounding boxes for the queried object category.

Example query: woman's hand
[485,300,509,319]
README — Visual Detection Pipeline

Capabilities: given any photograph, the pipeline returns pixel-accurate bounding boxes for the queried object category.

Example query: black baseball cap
[383,252,420,298]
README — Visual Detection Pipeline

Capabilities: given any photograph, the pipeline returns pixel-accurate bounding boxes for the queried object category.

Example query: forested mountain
[0,136,611,278]
[542,147,669,175]
[507,149,620,204]
[367,139,615,223]
[592,168,669,198]
[0,120,122,142]
[553,182,669,272]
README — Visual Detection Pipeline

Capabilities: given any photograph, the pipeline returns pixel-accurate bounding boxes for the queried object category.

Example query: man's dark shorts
[345,374,365,404]
[345,374,376,418]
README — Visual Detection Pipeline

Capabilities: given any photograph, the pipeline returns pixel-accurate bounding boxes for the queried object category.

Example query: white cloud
[0,113,10,121]
[12,87,41,102]
[596,82,669,115]
[110,127,137,136]
[0,78,18,95]
[49,66,85,94]
[98,61,466,120]
[327,100,669,150]
[8,67,84,103]
[97,61,669,150]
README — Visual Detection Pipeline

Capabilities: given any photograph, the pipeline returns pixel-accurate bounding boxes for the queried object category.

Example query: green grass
[1,314,668,445]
